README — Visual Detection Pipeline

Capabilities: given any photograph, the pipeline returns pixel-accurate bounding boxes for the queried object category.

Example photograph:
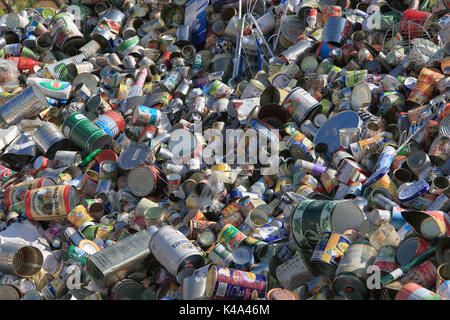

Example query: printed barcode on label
[216,282,227,297]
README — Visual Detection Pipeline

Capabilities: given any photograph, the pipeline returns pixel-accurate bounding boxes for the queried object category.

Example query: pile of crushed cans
[0,0,449,301]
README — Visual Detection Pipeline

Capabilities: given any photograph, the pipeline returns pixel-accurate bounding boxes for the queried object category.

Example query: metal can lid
[398,180,429,203]
[118,144,150,170]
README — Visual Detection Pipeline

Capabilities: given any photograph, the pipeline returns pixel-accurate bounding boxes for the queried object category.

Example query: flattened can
[62,113,112,153]
[24,185,79,221]
[5,177,56,208]
[205,265,267,300]
[310,231,351,277]
[149,225,205,283]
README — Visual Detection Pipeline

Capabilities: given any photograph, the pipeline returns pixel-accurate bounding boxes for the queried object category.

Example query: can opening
[12,246,43,277]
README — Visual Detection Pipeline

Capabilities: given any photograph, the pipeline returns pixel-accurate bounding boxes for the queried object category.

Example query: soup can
[33,123,71,160]
[217,224,247,251]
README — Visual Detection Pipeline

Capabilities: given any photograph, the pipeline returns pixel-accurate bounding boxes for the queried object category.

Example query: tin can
[322,16,352,47]
[24,185,79,221]
[33,123,71,159]
[207,243,233,267]
[205,265,266,300]
[109,279,144,300]
[217,224,247,251]
[127,165,163,197]
[291,200,364,249]
[132,106,161,126]
[373,245,399,275]
[232,246,254,270]
[399,9,439,39]
[50,13,85,54]
[310,231,351,277]
[149,225,205,283]
[333,241,378,299]
[0,285,21,300]
[53,151,82,168]
[67,205,95,231]
[5,177,55,208]
[92,110,125,139]
[0,86,49,125]
[276,251,315,290]
[395,282,443,300]
[282,87,322,125]
[0,243,43,277]
[62,113,112,153]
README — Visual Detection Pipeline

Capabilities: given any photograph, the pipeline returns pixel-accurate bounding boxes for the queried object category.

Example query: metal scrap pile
[0,0,449,300]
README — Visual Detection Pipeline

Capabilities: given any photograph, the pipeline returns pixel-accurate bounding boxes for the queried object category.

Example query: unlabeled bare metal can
[0,243,43,277]
[0,86,49,125]
[33,123,71,160]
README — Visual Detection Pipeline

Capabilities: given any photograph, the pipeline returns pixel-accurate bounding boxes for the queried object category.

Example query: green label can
[62,113,112,152]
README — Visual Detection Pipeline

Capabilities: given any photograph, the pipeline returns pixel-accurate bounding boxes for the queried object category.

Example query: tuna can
[109,279,144,300]
[0,243,43,277]
[53,151,81,168]
[205,265,267,300]
[395,282,443,300]
[0,85,49,125]
[127,165,164,197]
[93,110,125,138]
[217,224,247,251]
[5,177,56,208]
[24,185,79,221]
[62,113,112,153]
[333,241,378,300]
[275,251,315,290]
[310,231,351,278]
[282,87,322,125]
[291,200,365,249]
[33,123,71,160]
[149,225,205,284]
